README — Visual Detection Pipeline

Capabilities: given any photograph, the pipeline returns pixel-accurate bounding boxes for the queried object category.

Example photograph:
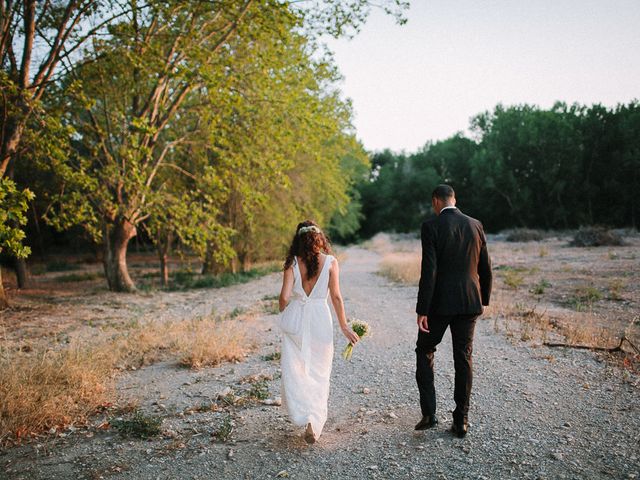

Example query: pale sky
[324,0,640,152]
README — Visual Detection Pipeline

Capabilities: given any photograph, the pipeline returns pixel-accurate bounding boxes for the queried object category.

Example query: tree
[469,104,582,230]
[0,0,136,301]
[44,0,405,291]
[199,33,368,269]
[0,177,33,307]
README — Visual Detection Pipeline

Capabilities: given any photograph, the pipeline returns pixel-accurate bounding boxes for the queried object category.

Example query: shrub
[213,414,234,442]
[111,410,162,439]
[262,350,281,361]
[570,227,624,247]
[505,229,544,242]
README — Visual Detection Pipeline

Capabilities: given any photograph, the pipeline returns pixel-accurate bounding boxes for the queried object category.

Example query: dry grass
[173,315,253,369]
[561,322,618,347]
[378,252,421,285]
[363,232,395,254]
[0,342,115,444]
[373,234,639,358]
[0,312,254,444]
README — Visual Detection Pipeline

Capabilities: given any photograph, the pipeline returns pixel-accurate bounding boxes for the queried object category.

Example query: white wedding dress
[279,255,335,438]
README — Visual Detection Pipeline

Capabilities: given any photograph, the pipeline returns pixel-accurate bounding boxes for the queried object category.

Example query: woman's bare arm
[328,260,359,345]
[279,267,294,312]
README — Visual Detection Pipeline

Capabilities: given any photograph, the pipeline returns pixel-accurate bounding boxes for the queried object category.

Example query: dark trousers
[415,314,478,422]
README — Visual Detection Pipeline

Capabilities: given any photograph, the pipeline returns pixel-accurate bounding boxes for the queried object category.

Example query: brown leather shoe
[414,415,438,430]
[451,420,468,438]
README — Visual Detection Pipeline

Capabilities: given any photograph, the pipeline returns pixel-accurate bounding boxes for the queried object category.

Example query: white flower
[297,225,321,235]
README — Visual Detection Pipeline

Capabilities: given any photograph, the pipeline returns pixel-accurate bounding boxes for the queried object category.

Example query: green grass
[168,265,280,291]
[503,270,524,290]
[530,279,552,295]
[45,260,78,272]
[569,285,603,311]
[496,265,540,290]
[57,272,102,282]
[111,410,162,439]
[262,350,281,361]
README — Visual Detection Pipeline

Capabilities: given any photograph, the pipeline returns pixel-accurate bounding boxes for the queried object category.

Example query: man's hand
[417,314,430,333]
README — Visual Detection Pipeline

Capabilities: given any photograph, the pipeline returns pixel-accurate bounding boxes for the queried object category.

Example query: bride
[278,220,359,444]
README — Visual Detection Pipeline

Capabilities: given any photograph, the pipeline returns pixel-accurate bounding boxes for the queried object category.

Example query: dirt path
[2,247,639,479]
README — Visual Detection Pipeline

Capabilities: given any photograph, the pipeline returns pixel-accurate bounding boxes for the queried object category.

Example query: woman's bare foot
[304,423,316,444]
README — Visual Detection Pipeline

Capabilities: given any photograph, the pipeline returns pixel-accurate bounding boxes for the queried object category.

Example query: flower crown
[298,225,321,235]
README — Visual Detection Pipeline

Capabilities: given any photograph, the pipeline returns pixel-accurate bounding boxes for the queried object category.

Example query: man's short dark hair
[432,184,455,201]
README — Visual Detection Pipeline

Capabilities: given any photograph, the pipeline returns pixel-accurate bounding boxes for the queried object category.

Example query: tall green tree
[44,0,407,291]
[0,0,133,303]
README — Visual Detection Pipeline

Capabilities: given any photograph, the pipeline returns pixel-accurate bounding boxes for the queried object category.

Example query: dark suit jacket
[416,208,492,317]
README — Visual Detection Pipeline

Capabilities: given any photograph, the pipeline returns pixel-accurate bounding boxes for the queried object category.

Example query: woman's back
[293,254,331,299]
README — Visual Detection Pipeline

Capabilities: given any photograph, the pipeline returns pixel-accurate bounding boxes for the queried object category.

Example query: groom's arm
[416,221,437,316]
[477,224,492,306]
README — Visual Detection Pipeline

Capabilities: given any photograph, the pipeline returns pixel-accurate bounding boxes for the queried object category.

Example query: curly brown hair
[283,220,332,280]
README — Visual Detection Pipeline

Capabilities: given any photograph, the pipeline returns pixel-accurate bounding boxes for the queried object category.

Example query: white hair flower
[297,225,321,235]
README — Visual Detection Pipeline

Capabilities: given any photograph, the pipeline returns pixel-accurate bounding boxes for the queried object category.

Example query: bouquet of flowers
[342,319,371,361]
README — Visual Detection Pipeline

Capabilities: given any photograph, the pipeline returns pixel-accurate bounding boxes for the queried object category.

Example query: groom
[414,184,492,437]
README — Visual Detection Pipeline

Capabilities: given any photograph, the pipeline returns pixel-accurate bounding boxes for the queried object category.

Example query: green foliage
[353,101,640,236]
[213,414,234,443]
[111,410,162,439]
[35,1,376,285]
[246,380,270,401]
[0,178,34,258]
[358,145,449,236]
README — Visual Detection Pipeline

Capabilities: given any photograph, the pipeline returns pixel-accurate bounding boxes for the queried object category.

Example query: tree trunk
[103,218,137,292]
[237,250,251,272]
[14,258,29,288]
[0,120,25,178]
[160,253,169,287]
[157,231,172,288]
[0,268,8,309]
[30,200,46,258]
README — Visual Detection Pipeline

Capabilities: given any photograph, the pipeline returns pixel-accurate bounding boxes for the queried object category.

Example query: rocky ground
[1,246,639,479]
